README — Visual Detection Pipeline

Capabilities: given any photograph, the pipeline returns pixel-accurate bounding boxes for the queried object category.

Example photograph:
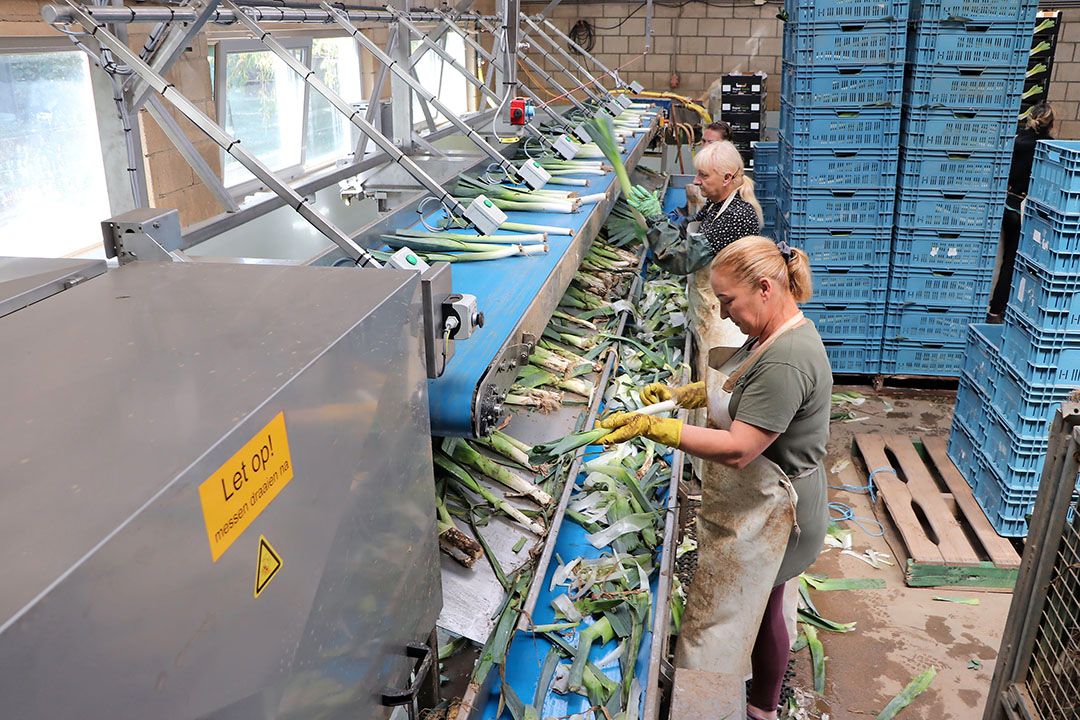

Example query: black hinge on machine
[381,642,434,719]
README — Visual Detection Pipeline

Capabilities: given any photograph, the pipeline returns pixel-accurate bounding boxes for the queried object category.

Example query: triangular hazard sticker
[254,535,282,598]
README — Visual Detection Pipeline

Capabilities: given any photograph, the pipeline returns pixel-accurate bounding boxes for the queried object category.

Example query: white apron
[675,315,807,675]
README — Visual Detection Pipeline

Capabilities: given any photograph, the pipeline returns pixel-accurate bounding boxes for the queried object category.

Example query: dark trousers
[747,583,789,712]
[990,208,1022,316]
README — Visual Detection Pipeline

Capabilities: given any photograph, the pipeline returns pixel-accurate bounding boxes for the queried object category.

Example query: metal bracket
[472,338,533,436]
[420,262,455,379]
[102,208,185,264]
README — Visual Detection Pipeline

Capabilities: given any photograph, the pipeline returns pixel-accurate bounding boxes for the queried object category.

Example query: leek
[501,221,573,236]
[444,438,553,507]
[434,451,546,535]
[584,115,633,196]
[805,624,826,694]
[394,228,547,244]
[569,616,615,691]
[474,430,534,469]
[435,491,484,567]
[876,667,936,720]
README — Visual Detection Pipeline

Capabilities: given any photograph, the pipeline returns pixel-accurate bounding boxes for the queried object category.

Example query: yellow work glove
[640,381,707,409]
[597,412,684,447]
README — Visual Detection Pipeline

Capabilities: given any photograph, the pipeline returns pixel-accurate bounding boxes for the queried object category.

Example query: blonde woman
[627,140,765,373]
[600,236,832,720]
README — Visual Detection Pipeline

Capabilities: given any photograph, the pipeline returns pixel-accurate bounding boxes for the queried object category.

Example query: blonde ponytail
[712,236,815,304]
[738,175,764,229]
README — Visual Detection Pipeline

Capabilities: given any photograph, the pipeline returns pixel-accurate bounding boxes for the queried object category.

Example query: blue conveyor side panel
[426,131,651,437]
[475,446,671,718]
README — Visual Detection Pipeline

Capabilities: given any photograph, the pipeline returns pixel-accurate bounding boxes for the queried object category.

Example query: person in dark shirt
[702,120,733,146]
[989,102,1055,321]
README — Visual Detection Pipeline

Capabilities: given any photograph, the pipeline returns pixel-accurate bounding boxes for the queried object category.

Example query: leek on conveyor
[583,114,634,197]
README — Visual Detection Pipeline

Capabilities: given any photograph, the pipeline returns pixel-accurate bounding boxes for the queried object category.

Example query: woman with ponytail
[626,140,764,364]
[599,236,832,720]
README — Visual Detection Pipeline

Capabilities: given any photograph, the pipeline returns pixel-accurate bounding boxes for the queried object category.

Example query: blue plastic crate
[955,370,992,445]
[903,66,1027,111]
[948,412,980,488]
[880,339,965,376]
[803,302,887,341]
[884,304,987,343]
[895,188,1006,233]
[1019,200,1080,276]
[780,220,892,266]
[984,408,1045,491]
[963,323,1003,382]
[781,182,896,229]
[781,62,903,108]
[784,21,907,66]
[753,141,779,170]
[810,265,890,304]
[1001,311,1080,389]
[821,338,882,374]
[891,229,999,270]
[780,102,901,149]
[897,147,1012,194]
[760,198,779,228]
[887,267,993,307]
[971,455,1039,537]
[1028,140,1080,216]
[991,355,1074,438]
[1009,254,1080,333]
[780,141,899,190]
[785,0,908,25]
[900,108,1016,152]
[910,0,1038,25]
[908,23,1032,71]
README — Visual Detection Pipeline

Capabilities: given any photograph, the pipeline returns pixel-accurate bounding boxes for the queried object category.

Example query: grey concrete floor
[788,384,1016,719]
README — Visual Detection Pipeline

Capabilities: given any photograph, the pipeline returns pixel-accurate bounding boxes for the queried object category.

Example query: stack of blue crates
[753,141,779,237]
[946,140,1080,537]
[778,0,907,374]
[882,0,1038,376]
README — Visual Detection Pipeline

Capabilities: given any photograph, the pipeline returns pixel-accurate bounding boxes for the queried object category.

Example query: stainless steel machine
[0,260,441,719]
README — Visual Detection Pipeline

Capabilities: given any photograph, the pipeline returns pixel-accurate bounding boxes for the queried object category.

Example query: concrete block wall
[521,1,782,110]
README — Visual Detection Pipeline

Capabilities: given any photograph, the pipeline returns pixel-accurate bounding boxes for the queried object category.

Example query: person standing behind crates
[988,102,1055,323]
[626,140,764,365]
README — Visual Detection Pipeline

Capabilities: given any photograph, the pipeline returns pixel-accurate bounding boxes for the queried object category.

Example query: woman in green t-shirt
[600,235,832,720]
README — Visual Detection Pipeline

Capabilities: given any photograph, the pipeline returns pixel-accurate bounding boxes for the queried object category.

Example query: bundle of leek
[435,490,484,567]
[453,176,581,214]
[392,228,547,244]
[443,437,554,507]
[435,448,547,536]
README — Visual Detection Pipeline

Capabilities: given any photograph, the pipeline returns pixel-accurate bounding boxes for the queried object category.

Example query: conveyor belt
[427,118,659,437]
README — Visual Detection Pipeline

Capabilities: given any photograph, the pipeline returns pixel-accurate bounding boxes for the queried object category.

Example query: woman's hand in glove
[641,381,707,409]
[597,412,684,447]
[627,185,663,218]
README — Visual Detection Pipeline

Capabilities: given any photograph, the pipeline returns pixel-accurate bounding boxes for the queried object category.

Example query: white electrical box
[553,134,579,160]
[517,160,551,190]
[629,80,644,93]
[385,246,431,272]
[464,195,507,235]
[573,124,591,143]
[604,99,623,117]
[616,94,633,109]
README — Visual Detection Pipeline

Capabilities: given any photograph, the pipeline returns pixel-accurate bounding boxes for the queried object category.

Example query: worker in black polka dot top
[627,139,765,375]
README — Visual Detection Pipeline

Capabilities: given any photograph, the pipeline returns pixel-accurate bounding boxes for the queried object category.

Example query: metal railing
[984,402,1080,720]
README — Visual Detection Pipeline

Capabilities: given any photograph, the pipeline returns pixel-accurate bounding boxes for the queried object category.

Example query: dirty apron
[685,193,748,476]
[675,314,809,675]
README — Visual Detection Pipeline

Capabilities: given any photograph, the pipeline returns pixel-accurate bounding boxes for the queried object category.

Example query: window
[0,49,111,258]
[410,33,471,127]
[214,36,364,189]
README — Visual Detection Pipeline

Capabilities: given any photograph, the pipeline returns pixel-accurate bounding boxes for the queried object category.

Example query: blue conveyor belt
[473,444,669,718]
[426,129,653,437]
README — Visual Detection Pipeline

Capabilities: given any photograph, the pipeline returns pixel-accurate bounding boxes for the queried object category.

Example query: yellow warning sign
[254,536,282,598]
[198,412,294,561]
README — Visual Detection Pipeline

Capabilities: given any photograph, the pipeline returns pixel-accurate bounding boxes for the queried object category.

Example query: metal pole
[211,0,464,219]
[437,11,572,129]
[322,3,521,181]
[390,7,553,147]
[541,17,629,89]
[356,29,397,160]
[518,26,603,104]
[521,15,613,100]
[145,95,239,212]
[127,0,220,113]
[61,0,383,265]
[475,15,590,114]
[42,4,453,24]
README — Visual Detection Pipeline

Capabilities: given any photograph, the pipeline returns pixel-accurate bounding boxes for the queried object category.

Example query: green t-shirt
[726,322,833,476]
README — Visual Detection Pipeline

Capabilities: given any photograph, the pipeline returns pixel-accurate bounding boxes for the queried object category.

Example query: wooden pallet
[853,434,1022,589]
